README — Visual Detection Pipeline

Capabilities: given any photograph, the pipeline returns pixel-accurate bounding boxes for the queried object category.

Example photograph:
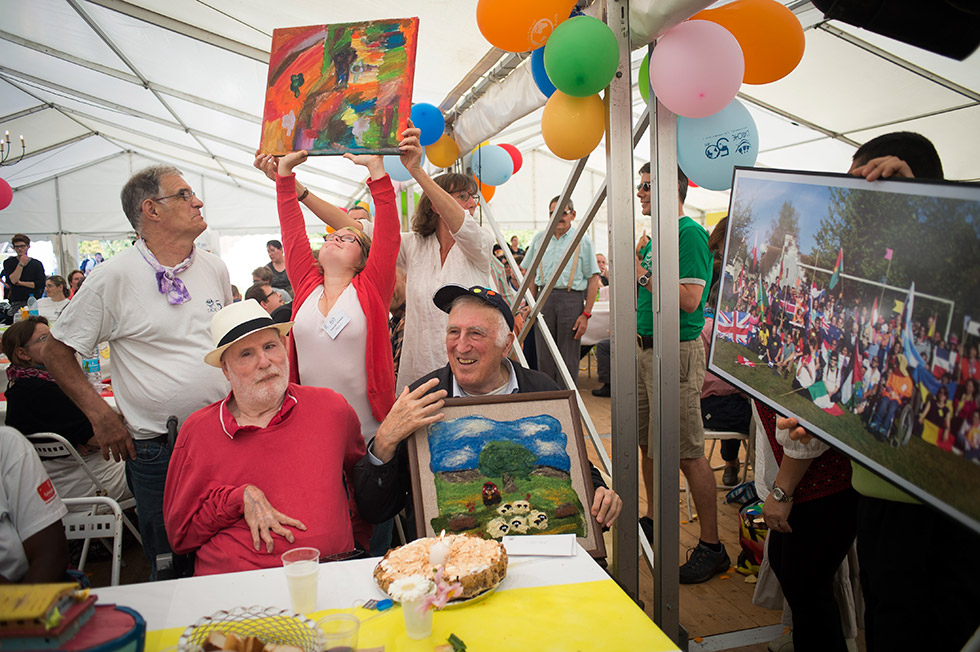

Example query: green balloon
[639,53,650,102]
[544,16,620,98]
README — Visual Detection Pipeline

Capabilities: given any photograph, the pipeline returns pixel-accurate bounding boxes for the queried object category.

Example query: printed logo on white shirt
[37,478,56,503]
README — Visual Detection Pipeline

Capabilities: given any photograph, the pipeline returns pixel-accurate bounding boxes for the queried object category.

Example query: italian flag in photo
[808,381,845,416]
[829,248,843,290]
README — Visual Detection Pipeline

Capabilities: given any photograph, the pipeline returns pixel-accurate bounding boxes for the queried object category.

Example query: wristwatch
[771,486,794,503]
[638,272,652,286]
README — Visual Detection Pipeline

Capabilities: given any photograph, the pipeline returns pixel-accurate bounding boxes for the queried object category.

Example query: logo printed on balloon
[677,99,758,191]
[529,19,555,47]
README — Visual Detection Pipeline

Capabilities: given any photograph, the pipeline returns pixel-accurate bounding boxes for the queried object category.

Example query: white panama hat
[204,299,292,367]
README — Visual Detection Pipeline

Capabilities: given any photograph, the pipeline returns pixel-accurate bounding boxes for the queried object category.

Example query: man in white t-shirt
[44,164,232,580]
[0,426,69,582]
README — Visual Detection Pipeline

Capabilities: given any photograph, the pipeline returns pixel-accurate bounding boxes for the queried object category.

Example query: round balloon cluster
[478,0,619,162]
[647,0,805,190]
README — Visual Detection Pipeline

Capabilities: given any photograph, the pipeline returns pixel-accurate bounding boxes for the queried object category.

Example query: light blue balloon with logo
[677,99,759,191]
[384,149,425,183]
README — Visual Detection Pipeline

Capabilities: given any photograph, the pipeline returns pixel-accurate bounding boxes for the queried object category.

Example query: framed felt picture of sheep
[407,391,605,557]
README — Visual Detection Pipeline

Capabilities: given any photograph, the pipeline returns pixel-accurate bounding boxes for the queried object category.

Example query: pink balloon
[499,143,523,174]
[649,20,744,119]
[0,179,11,211]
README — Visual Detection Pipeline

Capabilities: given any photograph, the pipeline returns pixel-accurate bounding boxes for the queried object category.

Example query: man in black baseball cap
[369,284,622,537]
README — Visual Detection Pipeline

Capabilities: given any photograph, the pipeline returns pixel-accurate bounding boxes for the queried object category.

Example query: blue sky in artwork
[427,415,572,474]
[734,176,833,253]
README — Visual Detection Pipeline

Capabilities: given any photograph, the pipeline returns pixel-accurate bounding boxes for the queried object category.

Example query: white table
[581,299,610,347]
[95,545,679,651]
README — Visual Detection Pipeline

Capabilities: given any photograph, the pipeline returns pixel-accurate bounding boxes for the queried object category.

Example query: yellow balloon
[426,134,460,169]
[541,91,605,161]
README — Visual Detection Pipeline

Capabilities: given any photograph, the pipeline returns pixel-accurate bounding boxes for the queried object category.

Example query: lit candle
[4,131,9,143]
[429,530,449,567]
[19,135,24,146]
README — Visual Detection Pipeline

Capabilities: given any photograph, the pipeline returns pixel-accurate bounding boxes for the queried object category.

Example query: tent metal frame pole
[510,162,587,315]
[54,176,66,275]
[606,0,640,602]
[478,198,610,480]
[0,132,98,166]
[83,0,270,63]
[0,30,260,123]
[648,42,683,644]
[67,0,239,187]
[11,150,128,192]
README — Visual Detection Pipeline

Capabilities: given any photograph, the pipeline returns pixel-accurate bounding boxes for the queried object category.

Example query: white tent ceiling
[1,0,978,246]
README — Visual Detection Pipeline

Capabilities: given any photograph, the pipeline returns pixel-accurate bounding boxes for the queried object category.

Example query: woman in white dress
[35,276,70,322]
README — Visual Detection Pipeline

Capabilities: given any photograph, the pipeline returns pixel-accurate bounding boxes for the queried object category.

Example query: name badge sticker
[323,310,351,339]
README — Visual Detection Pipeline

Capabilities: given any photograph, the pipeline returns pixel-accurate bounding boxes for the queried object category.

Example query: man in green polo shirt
[522,196,601,386]
[636,163,729,584]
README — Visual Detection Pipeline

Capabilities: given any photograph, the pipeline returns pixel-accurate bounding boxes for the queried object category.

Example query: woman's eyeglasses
[325,233,359,244]
[453,191,477,203]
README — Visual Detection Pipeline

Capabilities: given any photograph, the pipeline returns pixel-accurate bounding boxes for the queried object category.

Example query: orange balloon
[693,0,804,85]
[477,0,578,52]
[541,91,605,161]
[426,134,460,168]
[474,175,495,202]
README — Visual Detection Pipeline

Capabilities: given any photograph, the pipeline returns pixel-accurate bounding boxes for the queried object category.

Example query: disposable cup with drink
[280,547,320,613]
[316,614,359,652]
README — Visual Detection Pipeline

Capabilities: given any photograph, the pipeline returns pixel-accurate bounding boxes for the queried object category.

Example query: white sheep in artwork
[509,515,529,534]
[511,500,531,514]
[486,518,510,539]
[496,503,514,516]
[528,510,548,530]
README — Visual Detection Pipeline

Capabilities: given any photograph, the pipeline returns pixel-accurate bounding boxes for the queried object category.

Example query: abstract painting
[709,167,980,534]
[259,18,419,155]
[408,391,605,557]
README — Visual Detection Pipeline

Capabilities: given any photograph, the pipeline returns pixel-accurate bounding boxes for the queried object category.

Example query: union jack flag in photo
[717,311,751,345]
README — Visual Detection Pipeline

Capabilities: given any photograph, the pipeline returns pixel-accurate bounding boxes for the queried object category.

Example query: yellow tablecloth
[146,579,678,652]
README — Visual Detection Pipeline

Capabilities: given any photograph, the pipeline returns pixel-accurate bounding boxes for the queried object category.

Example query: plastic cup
[281,547,320,613]
[401,598,433,640]
[316,614,360,652]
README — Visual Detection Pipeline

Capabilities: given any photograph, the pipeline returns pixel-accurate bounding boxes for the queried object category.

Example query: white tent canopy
[1,0,978,275]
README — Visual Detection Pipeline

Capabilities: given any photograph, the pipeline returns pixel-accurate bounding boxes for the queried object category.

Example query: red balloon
[498,144,524,174]
[0,179,11,211]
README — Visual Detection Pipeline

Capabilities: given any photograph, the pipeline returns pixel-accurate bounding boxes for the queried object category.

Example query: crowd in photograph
[718,273,980,459]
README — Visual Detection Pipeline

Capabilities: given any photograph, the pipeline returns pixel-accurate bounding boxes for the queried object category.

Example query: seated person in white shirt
[36,275,71,322]
[0,426,69,583]
[369,285,622,537]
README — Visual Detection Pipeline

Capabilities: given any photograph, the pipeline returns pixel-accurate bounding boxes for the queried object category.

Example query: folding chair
[62,496,123,586]
[27,433,141,544]
[679,415,756,522]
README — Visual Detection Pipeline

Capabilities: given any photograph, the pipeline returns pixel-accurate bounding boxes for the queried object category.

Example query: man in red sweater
[163,300,443,575]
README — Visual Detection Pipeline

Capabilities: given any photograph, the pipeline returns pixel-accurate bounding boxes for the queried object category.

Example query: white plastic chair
[679,418,756,522]
[26,433,141,543]
[62,496,123,586]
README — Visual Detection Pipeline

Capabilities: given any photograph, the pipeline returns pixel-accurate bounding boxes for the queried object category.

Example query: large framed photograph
[259,18,418,156]
[709,167,980,534]
[407,391,606,557]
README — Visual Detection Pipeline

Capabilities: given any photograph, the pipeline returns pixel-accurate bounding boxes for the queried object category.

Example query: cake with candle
[373,533,508,600]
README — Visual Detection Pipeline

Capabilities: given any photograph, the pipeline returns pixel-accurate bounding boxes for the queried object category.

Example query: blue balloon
[410,103,445,147]
[471,145,513,186]
[677,99,759,192]
[530,47,556,98]
[384,150,425,183]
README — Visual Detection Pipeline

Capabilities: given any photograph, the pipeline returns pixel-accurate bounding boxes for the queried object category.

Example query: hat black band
[217,317,276,348]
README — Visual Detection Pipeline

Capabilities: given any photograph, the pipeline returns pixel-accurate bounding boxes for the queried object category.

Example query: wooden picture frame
[407,390,605,558]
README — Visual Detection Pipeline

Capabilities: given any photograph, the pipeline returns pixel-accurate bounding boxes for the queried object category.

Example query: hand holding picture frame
[708,166,980,534]
[406,391,606,558]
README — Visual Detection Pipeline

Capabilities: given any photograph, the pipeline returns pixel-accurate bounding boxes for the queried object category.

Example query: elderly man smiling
[370,285,622,534]
[163,300,442,575]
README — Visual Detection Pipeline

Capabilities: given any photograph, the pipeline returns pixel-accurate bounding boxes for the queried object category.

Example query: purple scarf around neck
[135,238,194,305]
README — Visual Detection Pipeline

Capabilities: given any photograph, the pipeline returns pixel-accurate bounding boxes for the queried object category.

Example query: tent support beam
[606,0,641,605]
[12,150,129,192]
[648,40,683,644]
[67,0,240,188]
[819,23,980,103]
[83,0,269,62]
[0,29,260,123]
